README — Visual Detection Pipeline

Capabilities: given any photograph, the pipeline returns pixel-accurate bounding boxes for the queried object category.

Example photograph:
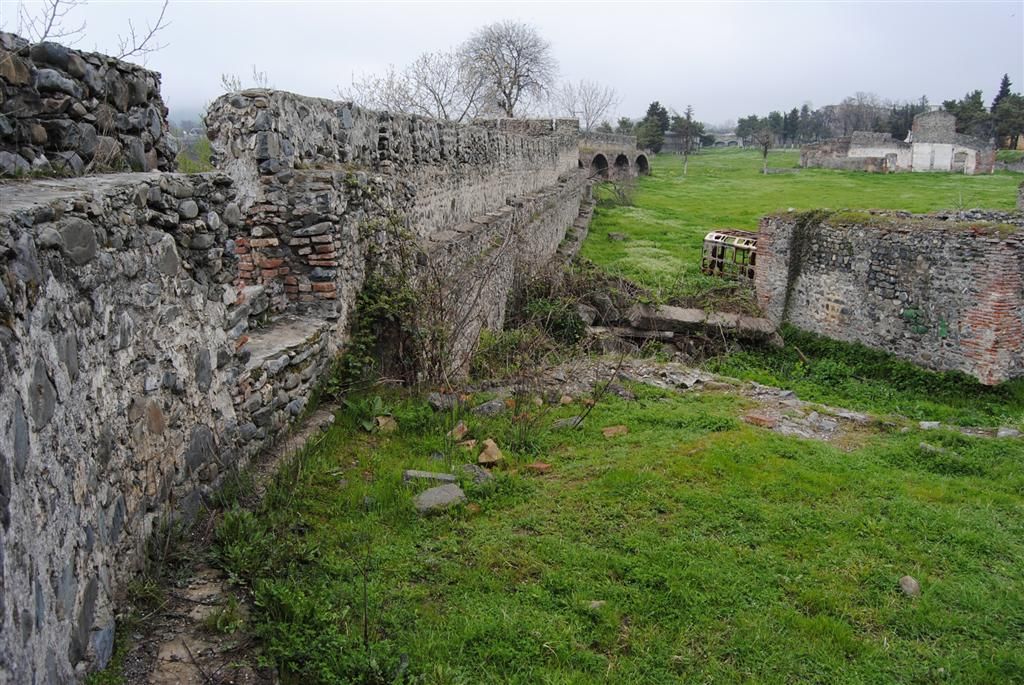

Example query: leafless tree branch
[115,0,170,60]
[13,0,86,44]
[461,20,557,118]
[554,79,619,132]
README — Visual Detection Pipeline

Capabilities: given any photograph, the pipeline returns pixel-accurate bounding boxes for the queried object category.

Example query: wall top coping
[762,209,1023,238]
[0,171,230,218]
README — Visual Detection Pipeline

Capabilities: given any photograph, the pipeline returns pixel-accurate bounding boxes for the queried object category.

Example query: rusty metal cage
[701,229,758,281]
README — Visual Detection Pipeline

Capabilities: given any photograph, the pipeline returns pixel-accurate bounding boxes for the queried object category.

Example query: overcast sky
[6,0,1024,126]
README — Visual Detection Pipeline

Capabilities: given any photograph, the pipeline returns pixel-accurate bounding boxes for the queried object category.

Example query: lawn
[217,385,1024,684]
[582,148,1021,303]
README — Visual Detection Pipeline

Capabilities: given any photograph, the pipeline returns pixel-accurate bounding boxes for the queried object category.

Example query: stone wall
[0,32,175,177]
[204,89,589,354]
[1,78,596,681]
[801,111,995,175]
[755,210,1024,385]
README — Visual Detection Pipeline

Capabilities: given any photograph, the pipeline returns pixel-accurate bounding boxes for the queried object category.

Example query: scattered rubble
[447,420,469,440]
[462,463,494,485]
[375,415,398,433]
[478,439,504,466]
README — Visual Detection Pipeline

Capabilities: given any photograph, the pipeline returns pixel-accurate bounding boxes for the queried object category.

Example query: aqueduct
[579,132,650,179]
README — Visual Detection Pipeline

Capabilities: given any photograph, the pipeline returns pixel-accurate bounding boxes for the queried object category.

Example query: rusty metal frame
[701,229,758,281]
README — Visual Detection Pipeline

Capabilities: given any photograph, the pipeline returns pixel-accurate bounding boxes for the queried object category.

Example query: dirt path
[124,406,336,685]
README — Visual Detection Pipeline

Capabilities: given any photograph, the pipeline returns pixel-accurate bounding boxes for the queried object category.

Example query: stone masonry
[0,38,613,681]
[0,32,176,177]
[800,110,995,175]
[755,210,1024,384]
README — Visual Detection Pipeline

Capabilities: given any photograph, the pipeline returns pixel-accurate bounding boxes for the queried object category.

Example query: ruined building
[800,110,995,174]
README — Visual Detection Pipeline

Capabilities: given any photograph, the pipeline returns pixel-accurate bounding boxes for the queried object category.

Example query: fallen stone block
[402,470,457,484]
[478,438,504,466]
[413,484,466,514]
[627,304,706,332]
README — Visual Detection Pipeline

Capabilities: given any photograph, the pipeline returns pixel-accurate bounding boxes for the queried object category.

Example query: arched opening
[614,154,630,175]
[635,154,650,176]
[590,153,609,179]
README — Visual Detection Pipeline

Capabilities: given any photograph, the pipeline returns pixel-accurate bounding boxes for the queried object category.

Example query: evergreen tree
[784,107,800,143]
[615,117,634,134]
[798,104,812,142]
[994,93,1024,149]
[636,118,665,152]
[943,90,991,137]
[992,74,1012,112]
[644,101,670,132]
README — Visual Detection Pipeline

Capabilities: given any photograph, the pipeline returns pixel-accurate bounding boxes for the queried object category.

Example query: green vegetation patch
[708,326,1024,427]
[582,149,1021,304]
[214,384,1024,684]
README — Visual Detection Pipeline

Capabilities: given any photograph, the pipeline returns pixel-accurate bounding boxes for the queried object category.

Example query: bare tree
[461,20,557,118]
[12,0,86,44]
[4,0,169,62]
[339,50,485,123]
[836,92,887,135]
[338,64,413,112]
[554,79,619,132]
[752,126,773,173]
[115,0,169,60]
[673,105,699,175]
[404,50,485,122]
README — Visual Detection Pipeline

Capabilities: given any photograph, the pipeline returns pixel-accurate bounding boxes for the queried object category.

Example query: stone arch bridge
[579,132,650,179]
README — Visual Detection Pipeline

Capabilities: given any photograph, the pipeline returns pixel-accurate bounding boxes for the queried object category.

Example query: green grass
[582,148,1020,303]
[176,137,214,173]
[709,326,1024,428]
[215,388,1024,684]
[996,149,1024,164]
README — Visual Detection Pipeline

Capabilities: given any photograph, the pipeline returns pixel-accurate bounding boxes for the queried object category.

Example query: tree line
[732,75,1023,149]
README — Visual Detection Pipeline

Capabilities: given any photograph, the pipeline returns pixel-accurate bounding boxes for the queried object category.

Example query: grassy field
[195,147,1024,685]
[216,386,1024,684]
[582,149,1021,303]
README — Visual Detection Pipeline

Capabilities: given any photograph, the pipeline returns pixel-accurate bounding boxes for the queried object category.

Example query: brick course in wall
[755,210,1024,384]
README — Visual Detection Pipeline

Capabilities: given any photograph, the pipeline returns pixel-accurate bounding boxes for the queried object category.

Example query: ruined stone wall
[205,89,579,223]
[0,33,175,177]
[1,80,593,682]
[204,89,588,348]
[0,171,351,685]
[755,210,1024,384]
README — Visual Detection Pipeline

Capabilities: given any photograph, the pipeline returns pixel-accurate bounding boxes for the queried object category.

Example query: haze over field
[4,0,1022,124]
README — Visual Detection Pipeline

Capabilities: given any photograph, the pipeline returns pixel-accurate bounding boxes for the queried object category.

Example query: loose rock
[477,438,504,466]
[413,484,466,515]
[447,421,469,441]
[402,470,457,484]
[602,425,628,438]
[472,398,506,416]
[899,575,921,597]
